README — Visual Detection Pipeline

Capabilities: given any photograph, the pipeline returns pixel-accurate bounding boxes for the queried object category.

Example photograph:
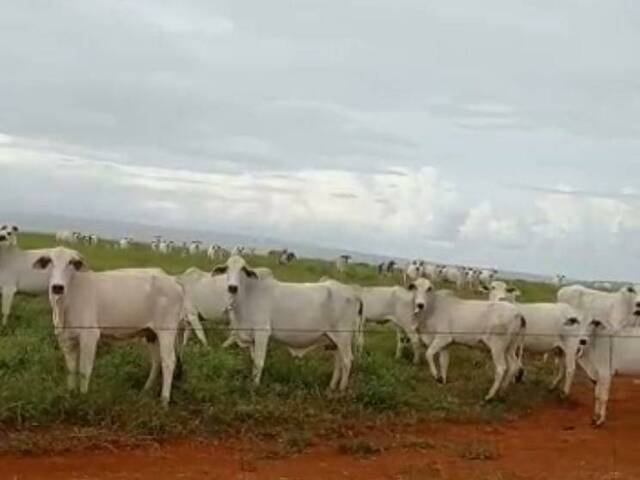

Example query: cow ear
[427,285,433,292]
[242,266,258,279]
[590,319,604,329]
[11,225,18,232]
[627,286,636,294]
[407,283,416,291]
[33,256,52,270]
[70,257,88,271]
[211,265,228,275]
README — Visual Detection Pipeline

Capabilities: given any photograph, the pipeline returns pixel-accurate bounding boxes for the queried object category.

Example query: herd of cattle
[2,224,640,427]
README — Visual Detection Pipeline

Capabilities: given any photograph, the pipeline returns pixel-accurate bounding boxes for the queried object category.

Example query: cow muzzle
[227,285,238,295]
[51,284,65,296]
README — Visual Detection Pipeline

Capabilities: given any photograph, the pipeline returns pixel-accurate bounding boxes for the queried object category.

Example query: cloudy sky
[1,1,640,280]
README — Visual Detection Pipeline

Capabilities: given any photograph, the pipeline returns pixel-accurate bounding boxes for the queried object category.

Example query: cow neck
[0,244,20,266]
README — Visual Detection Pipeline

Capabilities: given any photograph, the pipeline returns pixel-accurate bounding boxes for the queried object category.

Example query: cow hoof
[591,416,604,428]
[515,368,525,384]
[435,376,444,385]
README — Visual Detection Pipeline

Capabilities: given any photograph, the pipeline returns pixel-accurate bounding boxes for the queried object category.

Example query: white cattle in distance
[32,247,185,405]
[212,256,363,390]
[336,254,352,273]
[439,266,465,290]
[413,279,526,401]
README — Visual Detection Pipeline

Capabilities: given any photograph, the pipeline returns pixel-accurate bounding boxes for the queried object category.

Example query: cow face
[212,255,258,295]
[407,277,434,315]
[617,285,640,317]
[32,247,88,298]
[0,225,18,247]
[487,281,520,302]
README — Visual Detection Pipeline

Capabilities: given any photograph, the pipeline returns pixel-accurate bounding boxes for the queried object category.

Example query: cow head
[618,285,640,318]
[560,314,590,358]
[486,281,520,302]
[212,255,258,295]
[32,247,88,298]
[0,224,19,247]
[406,277,435,315]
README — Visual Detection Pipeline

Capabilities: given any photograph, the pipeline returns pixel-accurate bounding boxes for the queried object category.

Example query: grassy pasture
[0,233,560,451]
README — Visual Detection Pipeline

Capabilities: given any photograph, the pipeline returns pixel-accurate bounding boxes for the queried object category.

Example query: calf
[212,256,363,390]
[32,247,184,404]
[412,279,525,401]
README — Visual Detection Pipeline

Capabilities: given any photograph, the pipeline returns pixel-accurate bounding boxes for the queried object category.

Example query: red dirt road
[3,378,640,480]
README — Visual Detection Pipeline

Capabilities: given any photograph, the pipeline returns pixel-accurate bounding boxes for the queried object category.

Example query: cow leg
[144,339,161,391]
[439,349,450,384]
[222,333,237,348]
[426,336,450,383]
[407,330,422,365]
[185,312,207,347]
[58,334,79,391]
[593,375,612,427]
[394,328,404,360]
[157,331,177,406]
[252,331,270,386]
[78,331,100,394]
[337,337,353,391]
[501,337,522,392]
[561,349,577,398]
[1,285,16,326]
[329,350,342,391]
[485,342,508,402]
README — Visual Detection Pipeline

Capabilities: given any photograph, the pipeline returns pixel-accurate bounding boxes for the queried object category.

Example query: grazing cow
[207,244,228,260]
[439,266,465,290]
[578,319,640,426]
[32,247,184,404]
[212,256,363,390]
[336,255,352,273]
[177,266,273,347]
[487,281,589,397]
[0,229,50,325]
[558,285,640,329]
[412,279,525,401]
[361,284,429,364]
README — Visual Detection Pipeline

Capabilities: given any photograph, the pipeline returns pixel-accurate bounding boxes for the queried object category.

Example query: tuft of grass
[0,232,561,452]
[337,438,384,457]
[456,440,499,461]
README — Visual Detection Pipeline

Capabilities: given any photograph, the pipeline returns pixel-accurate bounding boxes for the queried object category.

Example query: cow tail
[514,314,527,383]
[354,297,366,356]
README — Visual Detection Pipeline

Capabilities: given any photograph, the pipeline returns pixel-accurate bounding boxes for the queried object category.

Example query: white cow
[188,241,202,255]
[212,256,363,390]
[579,319,640,426]
[56,230,80,244]
[478,268,498,287]
[413,279,525,401]
[487,280,589,397]
[119,237,133,250]
[423,263,441,282]
[361,284,427,364]
[0,225,19,246]
[32,247,185,404]
[554,274,567,287]
[439,266,465,290]
[403,261,423,285]
[0,231,50,325]
[336,255,352,273]
[177,266,273,347]
[558,285,640,329]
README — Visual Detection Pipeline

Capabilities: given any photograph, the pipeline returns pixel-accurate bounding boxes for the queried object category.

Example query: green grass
[0,233,560,452]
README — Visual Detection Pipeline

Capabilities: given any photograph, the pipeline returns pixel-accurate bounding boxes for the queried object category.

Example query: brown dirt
[2,378,640,480]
